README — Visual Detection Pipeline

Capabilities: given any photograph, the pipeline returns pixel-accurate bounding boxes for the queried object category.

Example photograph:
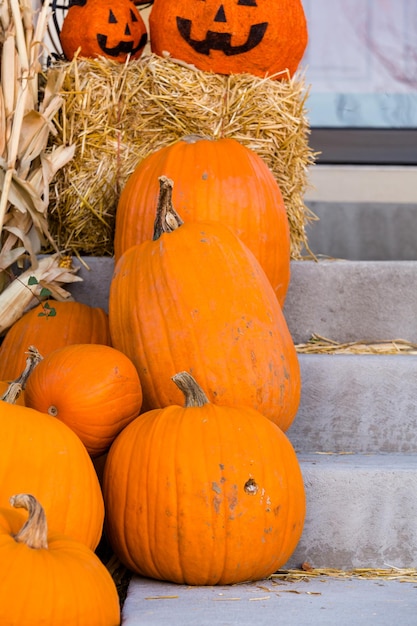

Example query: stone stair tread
[122,573,416,626]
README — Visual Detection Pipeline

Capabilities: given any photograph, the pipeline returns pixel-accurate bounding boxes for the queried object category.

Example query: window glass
[302,0,417,128]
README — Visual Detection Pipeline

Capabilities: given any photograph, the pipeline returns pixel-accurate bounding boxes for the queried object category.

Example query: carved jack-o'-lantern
[60,0,148,62]
[149,0,307,79]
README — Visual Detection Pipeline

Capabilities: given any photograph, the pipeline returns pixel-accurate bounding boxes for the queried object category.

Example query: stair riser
[286,454,417,570]
[284,260,417,344]
[288,354,417,453]
[70,257,417,345]
[305,201,417,261]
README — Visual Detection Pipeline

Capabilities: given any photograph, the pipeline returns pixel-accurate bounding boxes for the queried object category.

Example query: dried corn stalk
[0,0,77,332]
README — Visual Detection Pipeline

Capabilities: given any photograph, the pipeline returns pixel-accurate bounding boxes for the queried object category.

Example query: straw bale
[47,53,316,258]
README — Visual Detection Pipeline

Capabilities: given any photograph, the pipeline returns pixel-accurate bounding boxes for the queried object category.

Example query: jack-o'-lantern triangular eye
[214,6,226,22]
[130,9,138,22]
[109,9,117,23]
[238,0,258,6]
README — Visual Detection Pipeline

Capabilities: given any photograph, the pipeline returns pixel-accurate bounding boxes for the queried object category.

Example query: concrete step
[286,453,417,570]
[288,354,417,453]
[283,260,417,344]
[305,201,417,261]
[70,258,417,346]
[122,572,417,626]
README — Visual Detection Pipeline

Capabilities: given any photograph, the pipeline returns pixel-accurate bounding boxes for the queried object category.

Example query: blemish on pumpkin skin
[244,478,259,495]
[202,171,209,180]
[212,481,222,494]
[212,495,222,514]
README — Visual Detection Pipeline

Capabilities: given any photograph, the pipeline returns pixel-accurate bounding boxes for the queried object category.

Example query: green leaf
[39,287,52,298]
[28,276,39,285]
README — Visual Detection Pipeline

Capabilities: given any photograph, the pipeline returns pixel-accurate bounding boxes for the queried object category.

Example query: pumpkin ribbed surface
[25,344,143,457]
[0,300,111,382]
[0,402,104,550]
[103,380,306,585]
[110,209,300,431]
[114,136,291,306]
[0,494,120,625]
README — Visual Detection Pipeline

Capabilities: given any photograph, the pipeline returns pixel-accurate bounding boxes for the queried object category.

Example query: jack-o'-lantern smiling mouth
[96,31,147,57]
[176,17,268,56]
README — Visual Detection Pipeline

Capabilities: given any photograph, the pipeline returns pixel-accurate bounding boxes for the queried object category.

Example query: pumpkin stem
[14,345,43,388]
[172,371,209,408]
[1,345,43,404]
[1,382,23,404]
[153,176,184,240]
[10,493,48,550]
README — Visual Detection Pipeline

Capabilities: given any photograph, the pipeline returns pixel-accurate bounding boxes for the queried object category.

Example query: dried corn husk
[0,253,81,335]
[0,0,76,330]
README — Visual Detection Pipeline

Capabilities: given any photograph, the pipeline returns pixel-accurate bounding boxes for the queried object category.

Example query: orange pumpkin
[103,371,305,585]
[114,135,291,306]
[149,0,308,79]
[0,401,104,550]
[25,344,143,458]
[0,300,111,382]
[60,0,148,62]
[0,494,120,626]
[110,176,300,431]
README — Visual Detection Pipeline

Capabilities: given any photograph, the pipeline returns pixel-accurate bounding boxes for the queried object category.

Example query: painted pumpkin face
[149,0,308,79]
[60,0,148,62]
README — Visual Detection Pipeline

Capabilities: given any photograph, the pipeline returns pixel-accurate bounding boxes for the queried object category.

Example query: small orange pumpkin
[60,0,148,62]
[149,0,308,79]
[0,401,104,550]
[110,176,300,431]
[114,135,291,306]
[24,344,143,458]
[0,494,120,626]
[103,371,306,585]
[0,300,111,382]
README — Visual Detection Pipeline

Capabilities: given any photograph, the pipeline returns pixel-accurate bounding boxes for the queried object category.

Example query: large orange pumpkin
[0,300,111,382]
[25,344,143,457]
[110,176,300,431]
[149,0,308,79]
[60,0,148,62]
[114,135,291,306]
[103,371,306,585]
[0,494,120,626]
[0,401,104,550]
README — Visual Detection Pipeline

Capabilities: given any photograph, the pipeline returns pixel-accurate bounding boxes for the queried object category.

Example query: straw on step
[296,334,417,355]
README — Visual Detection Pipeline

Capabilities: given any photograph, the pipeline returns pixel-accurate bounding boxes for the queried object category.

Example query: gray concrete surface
[305,201,417,261]
[286,453,417,569]
[68,257,417,346]
[122,574,417,626]
[283,260,417,344]
[288,354,417,453]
